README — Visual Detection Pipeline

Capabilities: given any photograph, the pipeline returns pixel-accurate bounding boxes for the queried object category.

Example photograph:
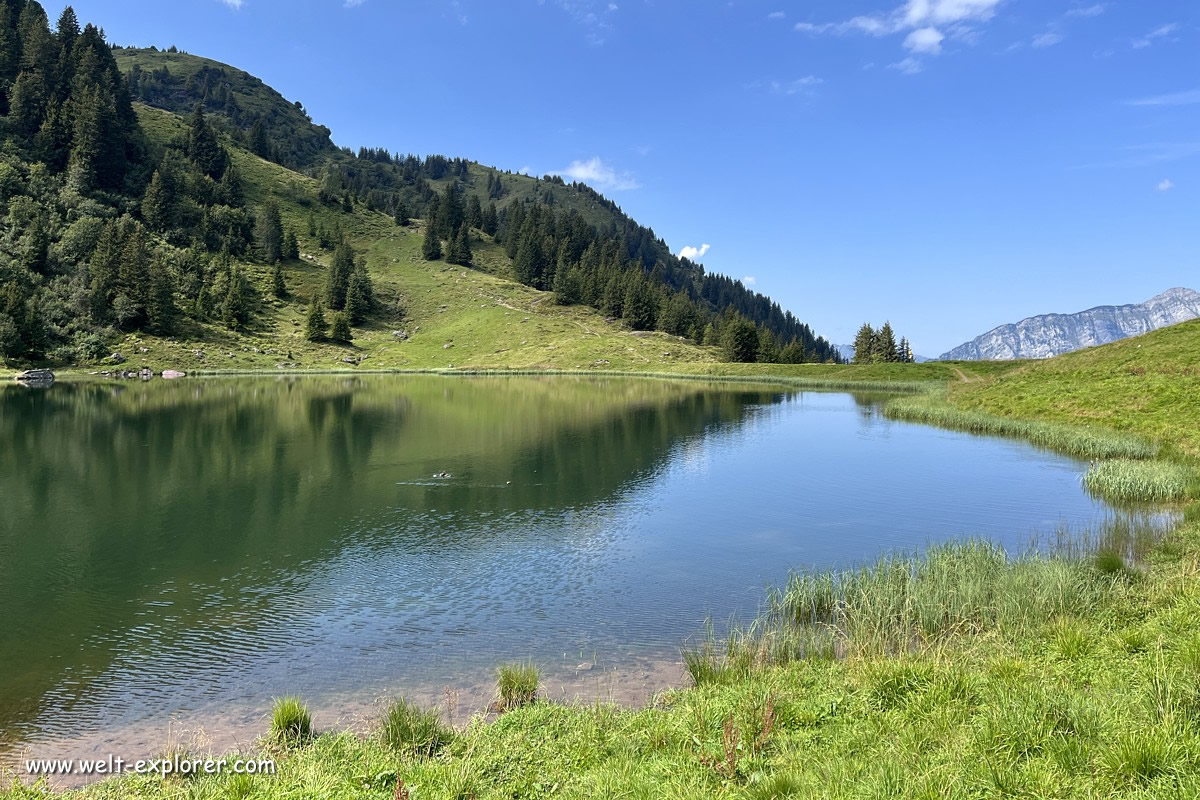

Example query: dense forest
[1,2,839,367]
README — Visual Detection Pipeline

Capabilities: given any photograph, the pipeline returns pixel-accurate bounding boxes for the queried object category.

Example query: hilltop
[0,11,841,374]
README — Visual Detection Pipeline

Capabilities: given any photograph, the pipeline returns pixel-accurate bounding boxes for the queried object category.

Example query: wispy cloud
[767,11,785,20]
[889,57,924,75]
[751,76,825,97]
[1078,142,1200,169]
[794,0,1003,73]
[1032,32,1064,48]
[1157,178,1175,192]
[679,244,711,261]
[555,157,640,191]
[1127,89,1200,107]
[1066,3,1106,17]
[344,0,366,6]
[1132,23,1179,49]
[217,0,243,9]
[741,275,757,286]
[539,0,620,45]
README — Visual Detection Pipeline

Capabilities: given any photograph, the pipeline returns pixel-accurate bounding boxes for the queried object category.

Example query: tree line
[851,322,915,364]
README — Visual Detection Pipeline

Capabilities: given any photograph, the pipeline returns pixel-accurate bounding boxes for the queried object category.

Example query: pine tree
[330,312,352,343]
[482,202,499,236]
[623,275,657,331]
[851,323,877,365]
[282,228,299,260]
[305,297,327,341]
[345,270,370,324]
[721,316,760,363]
[249,117,270,159]
[255,201,284,263]
[422,225,442,260]
[271,261,287,298]
[147,257,177,335]
[552,264,580,305]
[393,201,409,226]
[141,169,174,232]
[326,242,354,309]
[898,337,912,363]
[757,329,781,363]
[876,321,899,363]
[447,224,472,266]
[221,267,251,329]
[185,104,228,179]
[466,194,483,230]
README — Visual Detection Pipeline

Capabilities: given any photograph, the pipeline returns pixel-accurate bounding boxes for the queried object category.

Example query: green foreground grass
[6,316,1200,799]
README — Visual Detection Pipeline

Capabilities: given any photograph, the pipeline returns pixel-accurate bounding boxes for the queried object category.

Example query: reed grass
[495,662,540,710]
[1083,459,1195,504]
[885,391,1158,460]
[268,696,312,747]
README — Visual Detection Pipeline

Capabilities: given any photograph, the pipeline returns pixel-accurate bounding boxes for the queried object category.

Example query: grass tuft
[496,662,539,710]
[1083,459,1195,504]
[379,698,453,757]
[269,696,313,747]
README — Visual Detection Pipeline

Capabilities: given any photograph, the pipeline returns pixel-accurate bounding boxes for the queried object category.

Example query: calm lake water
[0,375,1123,763]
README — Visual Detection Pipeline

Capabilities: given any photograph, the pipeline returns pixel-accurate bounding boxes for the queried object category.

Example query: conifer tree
[147,257,177,335]
[623,275,657,331]
[185,104,227,179]
[851,323,877,365]
[141,169,173,232]
[326,242,354,309]
[221,267,251,330]
[255,201,284,263]
[466,194,483,230]
[876,321,899,363]
[722,316,760,363]
[393,201,409,226]
[447,224,472,266]
[305,297,327,341]
[330,312,353,343]
[422,225,442,260]
[282,228,299,260]
[482,202,499,236]
[271,261,287,299]
[249,117,270,159]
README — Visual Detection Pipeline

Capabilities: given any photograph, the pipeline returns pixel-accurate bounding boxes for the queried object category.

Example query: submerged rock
[162,370,186,379]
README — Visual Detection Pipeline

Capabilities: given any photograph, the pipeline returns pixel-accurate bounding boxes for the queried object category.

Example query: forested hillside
[1,3,839,370]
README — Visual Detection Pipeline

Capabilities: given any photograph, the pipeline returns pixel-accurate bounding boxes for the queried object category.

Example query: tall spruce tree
[851,323,878,365]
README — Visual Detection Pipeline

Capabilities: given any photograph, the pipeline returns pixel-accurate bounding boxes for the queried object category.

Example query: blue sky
[62,0,1197,354]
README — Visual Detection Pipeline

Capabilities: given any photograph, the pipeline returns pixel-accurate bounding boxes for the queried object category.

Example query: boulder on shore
[162,370,186,379]
[15,369,55,384]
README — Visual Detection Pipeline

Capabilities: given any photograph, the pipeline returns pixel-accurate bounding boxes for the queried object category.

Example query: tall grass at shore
[379,699,453,757]
[268,697,312,747]
[682,531,1156,688]
[885,391,1157,460]
[496,662,540,710]
[1084,459,1196,504]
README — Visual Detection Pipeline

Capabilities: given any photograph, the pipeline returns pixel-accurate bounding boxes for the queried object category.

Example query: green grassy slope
[948,319,1200,458]
[101,105,716,375]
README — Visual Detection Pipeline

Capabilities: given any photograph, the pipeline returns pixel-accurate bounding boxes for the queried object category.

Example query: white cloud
[889,56,924,74]
[344,0,365,6]
[794,0,1003,70]
[1127,89,1200,107]
[1066,4,1106,17]
[905,27,944,54]
[741,276,757,286]
[767,11,785,20]
[555,157,640,191]
[517,166,534,176]
[679,244,711,261]
[758,75,824,96]
[540,0,620,44]
[1158,179,1175,192]
[218,0,243,8]
[1133,23,1179,49]
[1032,32,1063,48]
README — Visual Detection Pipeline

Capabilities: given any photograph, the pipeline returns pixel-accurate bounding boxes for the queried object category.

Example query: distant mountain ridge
[939,288,1200,361]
